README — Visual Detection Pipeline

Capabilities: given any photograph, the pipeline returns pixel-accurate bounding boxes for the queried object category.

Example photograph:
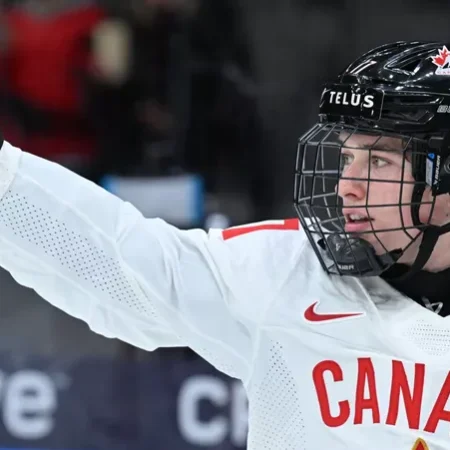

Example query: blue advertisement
[0,353,248,450]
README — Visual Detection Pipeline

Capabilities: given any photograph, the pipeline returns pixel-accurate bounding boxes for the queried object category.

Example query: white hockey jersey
[0,141,450,450]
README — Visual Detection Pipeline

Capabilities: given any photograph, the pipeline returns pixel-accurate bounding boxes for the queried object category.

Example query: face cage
[293,122,437,277]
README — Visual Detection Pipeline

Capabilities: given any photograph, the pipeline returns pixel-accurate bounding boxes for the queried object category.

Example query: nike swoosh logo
[304,301,364,323]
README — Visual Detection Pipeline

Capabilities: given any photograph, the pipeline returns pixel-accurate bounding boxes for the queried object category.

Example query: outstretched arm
[0,141,254,380]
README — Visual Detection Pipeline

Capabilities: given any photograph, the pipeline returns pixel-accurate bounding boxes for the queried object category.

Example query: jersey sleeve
[0,141,305,381]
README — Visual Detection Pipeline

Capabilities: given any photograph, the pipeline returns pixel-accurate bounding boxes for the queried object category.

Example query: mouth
[343,213,374,233]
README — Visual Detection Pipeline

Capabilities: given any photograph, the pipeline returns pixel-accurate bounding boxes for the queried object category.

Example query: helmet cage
[293,122,442,276]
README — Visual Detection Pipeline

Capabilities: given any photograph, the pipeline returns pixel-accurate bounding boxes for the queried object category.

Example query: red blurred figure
[0,0,106,172]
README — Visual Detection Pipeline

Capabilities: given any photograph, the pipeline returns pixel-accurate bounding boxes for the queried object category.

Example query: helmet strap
[394,226,440,281]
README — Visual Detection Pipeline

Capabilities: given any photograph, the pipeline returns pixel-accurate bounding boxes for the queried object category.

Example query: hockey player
[1,41,450,449]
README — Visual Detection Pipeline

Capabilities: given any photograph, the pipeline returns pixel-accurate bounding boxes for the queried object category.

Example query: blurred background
[0,0,449,448]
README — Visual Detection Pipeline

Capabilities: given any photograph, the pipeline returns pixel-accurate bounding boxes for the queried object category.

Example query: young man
[0,41,450,449]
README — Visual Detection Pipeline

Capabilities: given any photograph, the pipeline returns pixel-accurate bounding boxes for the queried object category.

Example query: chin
[368,230,418,256]
[356,231,398,254]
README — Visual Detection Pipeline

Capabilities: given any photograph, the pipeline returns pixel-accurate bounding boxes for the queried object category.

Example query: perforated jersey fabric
[1,141,450,449]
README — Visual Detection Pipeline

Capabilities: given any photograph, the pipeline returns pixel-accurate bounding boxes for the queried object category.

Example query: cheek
[368,181,414,225]
[418,207,432,224]
[398,183,415,226]
[369,180,411,205]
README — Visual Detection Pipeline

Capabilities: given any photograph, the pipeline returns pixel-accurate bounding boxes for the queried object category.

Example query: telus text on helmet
[328,91,375,109]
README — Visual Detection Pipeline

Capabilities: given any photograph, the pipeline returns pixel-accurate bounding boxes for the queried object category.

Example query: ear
[444,193,450,221]
[422,192,450,225]
[438,193,450,222]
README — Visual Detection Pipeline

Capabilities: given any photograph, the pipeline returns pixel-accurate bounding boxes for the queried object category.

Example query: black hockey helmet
[294,41,450,277]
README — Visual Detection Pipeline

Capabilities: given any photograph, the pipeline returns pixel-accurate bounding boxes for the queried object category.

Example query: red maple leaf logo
[412,438,429,450]
[431,45,450,67]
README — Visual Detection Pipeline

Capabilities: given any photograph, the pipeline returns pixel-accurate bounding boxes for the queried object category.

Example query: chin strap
[394,214,450,279]
[393,227,441,281]
[322,224,448,279]
[321,234,401,277]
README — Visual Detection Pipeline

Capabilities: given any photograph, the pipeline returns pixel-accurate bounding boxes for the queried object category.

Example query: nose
[336,161,367,201]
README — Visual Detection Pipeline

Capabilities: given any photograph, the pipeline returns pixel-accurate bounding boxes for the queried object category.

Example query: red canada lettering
[312,360,350,427]
[386,360,424,429]
[313,357,450,434]
[354,358,380,425]
[424,371,450,433]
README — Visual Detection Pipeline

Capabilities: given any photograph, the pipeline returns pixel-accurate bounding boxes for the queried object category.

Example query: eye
[371,156,390,169]
[340,153,353,171]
